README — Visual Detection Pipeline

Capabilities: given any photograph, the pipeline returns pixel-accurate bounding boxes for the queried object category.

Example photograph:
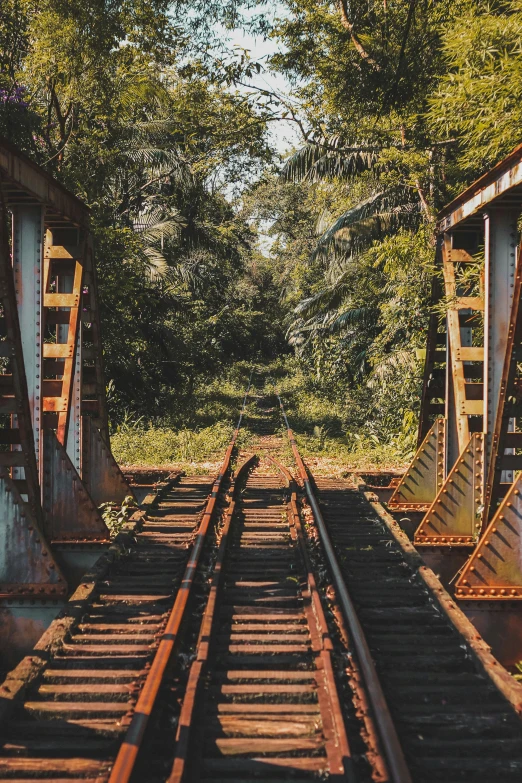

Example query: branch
[415,179,433,222]
[235,81,312,142]
[386,0,417,104]
[338,0,381,70]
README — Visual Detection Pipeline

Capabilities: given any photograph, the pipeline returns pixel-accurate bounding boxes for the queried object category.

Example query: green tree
[429,0,522,177]
[0,0,283,424]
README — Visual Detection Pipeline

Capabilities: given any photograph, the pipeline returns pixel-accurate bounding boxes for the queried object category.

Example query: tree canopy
[1,0,522,448]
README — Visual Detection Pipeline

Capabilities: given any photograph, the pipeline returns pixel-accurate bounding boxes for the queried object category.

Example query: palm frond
[133,208,185,241]
[294,275,352,318]
[367,349,417,387]
[281,135,380,183]
[329,306,379,332]
[141,246,169,279]
[314,188,420,266]
[124,145,182,167]
[131,209,186,281]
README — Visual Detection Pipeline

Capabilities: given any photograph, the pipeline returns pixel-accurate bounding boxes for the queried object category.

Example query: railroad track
[0,473,214,782]
[313,479,522,782]
[168,454,351,782]
[0,387,521,782]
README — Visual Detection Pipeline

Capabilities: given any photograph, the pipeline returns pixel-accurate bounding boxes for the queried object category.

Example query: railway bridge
[0,138,522,781]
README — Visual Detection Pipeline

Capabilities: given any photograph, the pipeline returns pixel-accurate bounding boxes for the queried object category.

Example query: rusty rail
[167,450,354,781]
[277,394,413,783]
[168,453,257,783]
[108,383,251,783]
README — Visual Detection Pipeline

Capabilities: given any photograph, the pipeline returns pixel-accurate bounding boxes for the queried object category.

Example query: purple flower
[0,85,29,109]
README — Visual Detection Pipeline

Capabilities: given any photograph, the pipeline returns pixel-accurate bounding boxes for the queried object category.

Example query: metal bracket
[456,472,522,599]
[0,468,67,597]
[388,419,445,512]
[415,433,484,546]
[42,431,109,542]
[81,416,136,505]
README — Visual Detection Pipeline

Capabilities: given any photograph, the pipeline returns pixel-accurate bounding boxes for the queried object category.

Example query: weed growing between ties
[99,495,138,538]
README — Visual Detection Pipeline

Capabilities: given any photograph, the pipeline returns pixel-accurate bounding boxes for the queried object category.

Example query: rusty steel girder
[0,189,66,599]
[415,433,483,546]
[405,144,522,596]
[456,478,522,599]
[0,137,134,604]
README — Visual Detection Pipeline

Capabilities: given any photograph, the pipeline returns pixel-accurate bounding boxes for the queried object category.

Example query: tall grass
[111,359,413,472]
[112,422,235,465]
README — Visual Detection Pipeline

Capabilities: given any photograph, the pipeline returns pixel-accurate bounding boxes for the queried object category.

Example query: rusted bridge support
[0,138,133,663]
[394,144,522,663]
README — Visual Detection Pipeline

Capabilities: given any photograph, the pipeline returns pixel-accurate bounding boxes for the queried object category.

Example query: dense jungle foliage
[1,0,522,465]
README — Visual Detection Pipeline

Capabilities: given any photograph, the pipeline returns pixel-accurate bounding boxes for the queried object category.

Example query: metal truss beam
[438,142,522,232]
[0,189,66,598]
[0,139,135,572]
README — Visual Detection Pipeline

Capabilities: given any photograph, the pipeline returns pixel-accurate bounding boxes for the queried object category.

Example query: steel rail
[169,452,353,782]
[267,455,354,780]
[108,382,251,783]
[277,394,413,783]
[168,453,257,783]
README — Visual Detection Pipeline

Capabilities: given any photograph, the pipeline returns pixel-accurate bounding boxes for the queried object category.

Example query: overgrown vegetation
[99,495,138,538]
[2,1,522,471]
[113,360,416,473]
